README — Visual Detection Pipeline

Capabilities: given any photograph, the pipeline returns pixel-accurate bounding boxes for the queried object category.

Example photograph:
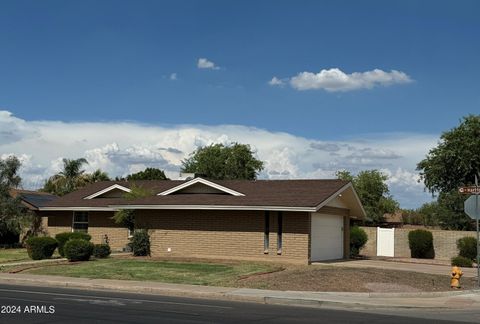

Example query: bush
[25,236,58,260]
[350,226,368,257]
[55,232,91,257]
[130,229,150,256]
[451,255,473,268]
[64,239,94,262]
[93,244,111,258]
[408,229,435,259]
[457,236,477,261]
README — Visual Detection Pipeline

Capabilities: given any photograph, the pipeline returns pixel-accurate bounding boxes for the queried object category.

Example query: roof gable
[318,182,366,219]
[157,178,245,196]
[83,184,131,199]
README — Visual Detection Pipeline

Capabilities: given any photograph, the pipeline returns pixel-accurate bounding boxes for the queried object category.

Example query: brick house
[38,178,365,264]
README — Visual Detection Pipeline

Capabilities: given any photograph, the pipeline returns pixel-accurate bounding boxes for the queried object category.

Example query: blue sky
[0,1,479,208]
[1,0,479,138]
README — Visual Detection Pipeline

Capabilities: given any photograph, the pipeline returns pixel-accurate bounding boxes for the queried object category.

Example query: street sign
[459,187,480,194]
[465,195,480,220]
[461,174,480,288]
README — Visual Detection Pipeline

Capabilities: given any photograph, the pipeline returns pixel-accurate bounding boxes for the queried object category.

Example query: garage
[310,213,344,261]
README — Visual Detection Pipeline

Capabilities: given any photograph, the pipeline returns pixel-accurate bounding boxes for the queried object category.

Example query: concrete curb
[0,273,478,310]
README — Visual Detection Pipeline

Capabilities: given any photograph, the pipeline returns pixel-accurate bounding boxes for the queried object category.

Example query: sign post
[462,175,480,287]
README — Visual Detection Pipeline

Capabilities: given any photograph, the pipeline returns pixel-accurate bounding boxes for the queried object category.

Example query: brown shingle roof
[42,179,350,209]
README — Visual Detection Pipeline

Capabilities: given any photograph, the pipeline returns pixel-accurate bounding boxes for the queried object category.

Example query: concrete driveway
[315,259,478,278]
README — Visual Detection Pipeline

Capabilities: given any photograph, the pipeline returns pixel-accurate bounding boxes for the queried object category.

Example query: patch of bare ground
[235,265,478,292]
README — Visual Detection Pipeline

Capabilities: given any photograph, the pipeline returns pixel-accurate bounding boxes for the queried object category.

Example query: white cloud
[268,77,285,87]
[0,110,436,208]
[169,73,177,80]
[275,68,412,92]
[197,58,220,70]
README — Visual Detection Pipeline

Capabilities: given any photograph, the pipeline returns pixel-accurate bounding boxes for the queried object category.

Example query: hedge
[408,229,434,259]
[451,255,473,268]
[55,232,91,257]
[25,236,58,260]
[131,229,150,256]
[64,239,94,262]
[457,236,477,261]
[350,226,368,257]
[93,244,111,258]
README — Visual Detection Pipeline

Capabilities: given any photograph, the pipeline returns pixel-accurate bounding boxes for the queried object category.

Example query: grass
[23,258,280,286]
[0,248,30,263]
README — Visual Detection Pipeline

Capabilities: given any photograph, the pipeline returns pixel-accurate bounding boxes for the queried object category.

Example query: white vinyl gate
[376,227,395,257]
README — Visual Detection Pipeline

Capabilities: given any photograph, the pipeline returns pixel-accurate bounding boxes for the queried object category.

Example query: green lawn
[24,258,280,286]
[0,248,30,263]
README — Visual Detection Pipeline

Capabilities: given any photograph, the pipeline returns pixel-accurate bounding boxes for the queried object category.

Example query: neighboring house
[7,189,58,242]
[382,211,404,227]
[38,178,366,264]
[10,189,58,212]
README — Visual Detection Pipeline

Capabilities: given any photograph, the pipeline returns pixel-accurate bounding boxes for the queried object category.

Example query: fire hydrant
[450,266,463,289]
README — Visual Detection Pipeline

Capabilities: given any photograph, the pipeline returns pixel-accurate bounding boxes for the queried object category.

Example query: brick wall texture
[41,210,311,263]
[360,226,477,260]
[41,211,130,251]
[359,226,377,256]
[135,210,311,264]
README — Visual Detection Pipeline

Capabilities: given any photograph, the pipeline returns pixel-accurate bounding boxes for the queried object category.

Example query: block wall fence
[359,226,476,260]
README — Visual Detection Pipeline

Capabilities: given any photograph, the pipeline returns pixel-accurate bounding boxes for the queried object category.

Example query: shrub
[55,232,91,257]
[93,244,111,258]
[25,236,58,260]
[131,229,150,256]
[408,229,434,259]
[451,255,473,268]
[350,226,368,257]
[64,239,94,262]
[457,236,477,261]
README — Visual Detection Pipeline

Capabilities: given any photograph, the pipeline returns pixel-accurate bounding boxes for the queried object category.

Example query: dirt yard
[235,265,477,292]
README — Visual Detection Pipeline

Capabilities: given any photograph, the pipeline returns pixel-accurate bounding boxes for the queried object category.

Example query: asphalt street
[0,284,475,324]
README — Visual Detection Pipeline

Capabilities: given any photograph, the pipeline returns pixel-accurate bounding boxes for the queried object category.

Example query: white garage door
[311,213,344,261]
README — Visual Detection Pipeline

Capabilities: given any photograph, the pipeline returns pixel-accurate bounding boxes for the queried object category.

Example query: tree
[436,191,472,230]
[417,115,480,194]
[336,169,399,225]
[112,185,152,232]
[86,169,110,183]
[0,156,21,188]
[182,143,264,180]
[0,156,31,241]
[125,168,168,181]
[43,158,89,196]
[402,205,439,227]
[416,115,479,230]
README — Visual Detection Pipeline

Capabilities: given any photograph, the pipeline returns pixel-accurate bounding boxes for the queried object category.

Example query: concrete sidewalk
[321,259,478,278]
[0,273,479,310]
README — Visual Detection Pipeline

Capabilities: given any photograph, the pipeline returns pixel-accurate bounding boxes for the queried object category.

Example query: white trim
[39,207,118,211]
[157,177,245,196]
[108,204,316,212]
[39,205,313,212]
[314,182,367,218]
[83,184,131,200]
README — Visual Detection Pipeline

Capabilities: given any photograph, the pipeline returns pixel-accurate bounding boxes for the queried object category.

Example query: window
[264,211,270,254]
[277,211,283,255]
[72,211,88,233]
[128,228,134,238]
